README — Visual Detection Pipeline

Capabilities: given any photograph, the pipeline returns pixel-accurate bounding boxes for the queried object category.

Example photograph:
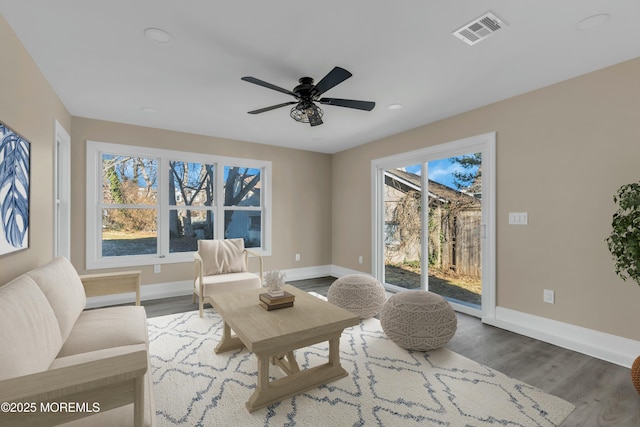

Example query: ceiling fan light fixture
[243,66,372,127]
[290,102,324,126]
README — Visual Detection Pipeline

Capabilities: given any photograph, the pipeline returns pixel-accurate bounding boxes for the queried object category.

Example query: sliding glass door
[373,133,495,318]
[383,164,423,290]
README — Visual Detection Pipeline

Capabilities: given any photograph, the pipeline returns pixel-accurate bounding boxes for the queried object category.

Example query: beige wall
[332,57,640,341]
[4,11,640,343]
[0,15,71,283]
[70,118,332,285]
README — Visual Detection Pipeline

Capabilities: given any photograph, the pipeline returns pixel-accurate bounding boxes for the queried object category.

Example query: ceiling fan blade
[241,76,298,98]
[311,67,352,96]
[318,97,375,111]
[247,101,297,114]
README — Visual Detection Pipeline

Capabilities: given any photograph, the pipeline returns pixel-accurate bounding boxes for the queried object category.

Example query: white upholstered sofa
[0,257,154,427]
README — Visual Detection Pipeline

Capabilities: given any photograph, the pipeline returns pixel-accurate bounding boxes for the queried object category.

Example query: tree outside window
[169,161,214,253]
[223,166,262,248]
[101,155,158,257]
[87,140,271,269]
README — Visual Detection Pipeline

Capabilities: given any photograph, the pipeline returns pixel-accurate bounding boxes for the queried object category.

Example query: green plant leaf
[607,181,640,286]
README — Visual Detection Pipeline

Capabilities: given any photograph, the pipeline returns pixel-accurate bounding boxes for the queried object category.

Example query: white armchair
[193,238,263,317]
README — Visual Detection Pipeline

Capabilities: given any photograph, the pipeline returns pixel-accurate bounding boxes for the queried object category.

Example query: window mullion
[215,162,224,240]
[158,157,169,257]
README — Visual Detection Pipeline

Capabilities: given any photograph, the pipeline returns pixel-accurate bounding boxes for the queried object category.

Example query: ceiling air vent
[453,12,506,46]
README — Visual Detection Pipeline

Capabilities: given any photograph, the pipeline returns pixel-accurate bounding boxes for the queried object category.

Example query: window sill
[86,248,271,270]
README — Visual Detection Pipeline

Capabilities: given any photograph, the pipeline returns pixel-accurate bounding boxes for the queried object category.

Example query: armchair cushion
[196,271,261,296]
[0,276,63,380]
[198,238,248,275]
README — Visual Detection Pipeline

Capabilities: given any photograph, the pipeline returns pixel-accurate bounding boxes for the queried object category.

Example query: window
[168,160,214,253]
[101,155,159,257]
[86,141,271,269]
[223,166,262,247]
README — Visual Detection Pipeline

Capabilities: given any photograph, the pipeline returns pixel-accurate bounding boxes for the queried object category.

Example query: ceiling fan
[241,66,375,127]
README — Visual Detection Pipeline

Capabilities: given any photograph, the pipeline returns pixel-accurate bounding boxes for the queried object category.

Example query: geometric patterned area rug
[148,308,574,427]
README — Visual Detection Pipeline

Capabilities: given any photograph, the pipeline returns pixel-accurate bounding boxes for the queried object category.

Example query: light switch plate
[509,212,528,225]
[543,289,554,304]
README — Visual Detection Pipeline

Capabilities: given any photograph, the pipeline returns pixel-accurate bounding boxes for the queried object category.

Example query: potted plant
[605,182,640,393]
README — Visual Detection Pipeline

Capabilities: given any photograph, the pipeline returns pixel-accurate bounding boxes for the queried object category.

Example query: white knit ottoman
[380,290,457,351]
[327,274,386,319]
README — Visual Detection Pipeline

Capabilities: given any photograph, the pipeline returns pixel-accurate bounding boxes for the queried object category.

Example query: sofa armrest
[80,270,142,306]
[0,350,147,427]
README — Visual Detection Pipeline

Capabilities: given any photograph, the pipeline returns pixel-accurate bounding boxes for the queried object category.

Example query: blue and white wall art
[0,122,30,255]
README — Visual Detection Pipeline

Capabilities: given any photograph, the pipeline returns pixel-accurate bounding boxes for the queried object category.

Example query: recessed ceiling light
[576,13,610,31]
[387,104,404,110]
[144,27,172,43]
[141,107,157,113]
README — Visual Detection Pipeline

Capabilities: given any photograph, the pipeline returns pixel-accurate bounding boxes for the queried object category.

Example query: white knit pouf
[327,274,386,319]
[380,290,457,351]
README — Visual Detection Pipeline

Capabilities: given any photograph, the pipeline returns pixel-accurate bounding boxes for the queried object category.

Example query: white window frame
[371,132,496,320]
[86,140,272,269]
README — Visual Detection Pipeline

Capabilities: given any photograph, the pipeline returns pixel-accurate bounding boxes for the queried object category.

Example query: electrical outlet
[358,255,364,264]
[153,264,161,274]
[543,289,554,304]
[295,253,301,262]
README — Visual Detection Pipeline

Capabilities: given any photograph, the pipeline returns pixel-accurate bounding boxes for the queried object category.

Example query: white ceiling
[1,1,639,154]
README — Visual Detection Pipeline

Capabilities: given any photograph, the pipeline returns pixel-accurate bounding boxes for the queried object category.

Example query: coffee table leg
[214,321,244,354]
[271,351,300,375]
[246,355,271,411]
[328,337,340,366]
[245,332,349,412]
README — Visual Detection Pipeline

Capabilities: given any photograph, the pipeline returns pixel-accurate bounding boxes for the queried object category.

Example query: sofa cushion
[58,306,148,358]
[198,238,247,275]
[26,257,86,342]
[0,275,63,380]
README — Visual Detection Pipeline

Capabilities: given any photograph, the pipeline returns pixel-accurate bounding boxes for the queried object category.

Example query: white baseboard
[330,265,370,278]
[275,265,368,281]
[86,280,192,308]
[280,265,333,281]
[484,306,640,368]
[85,264,640,369]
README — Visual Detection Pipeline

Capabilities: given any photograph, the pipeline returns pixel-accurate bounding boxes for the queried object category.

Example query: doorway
[372,133,495,318]
[54,121,71,258]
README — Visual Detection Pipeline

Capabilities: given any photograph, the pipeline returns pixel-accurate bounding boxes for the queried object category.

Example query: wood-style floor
[142,276,640,426]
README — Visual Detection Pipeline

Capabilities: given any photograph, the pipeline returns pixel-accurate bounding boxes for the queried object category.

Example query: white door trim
[54,120,71,258]
[371,132,496,319]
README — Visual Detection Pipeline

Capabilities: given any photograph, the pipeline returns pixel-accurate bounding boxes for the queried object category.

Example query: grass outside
[103,231,156,240]
[385,262,481,306]
[102,230,198,256]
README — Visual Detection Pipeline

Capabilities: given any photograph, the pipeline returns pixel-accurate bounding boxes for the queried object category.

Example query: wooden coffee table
[209,284,360,412]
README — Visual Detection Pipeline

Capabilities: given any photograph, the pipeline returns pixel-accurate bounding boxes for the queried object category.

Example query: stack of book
[259,291,295,311]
